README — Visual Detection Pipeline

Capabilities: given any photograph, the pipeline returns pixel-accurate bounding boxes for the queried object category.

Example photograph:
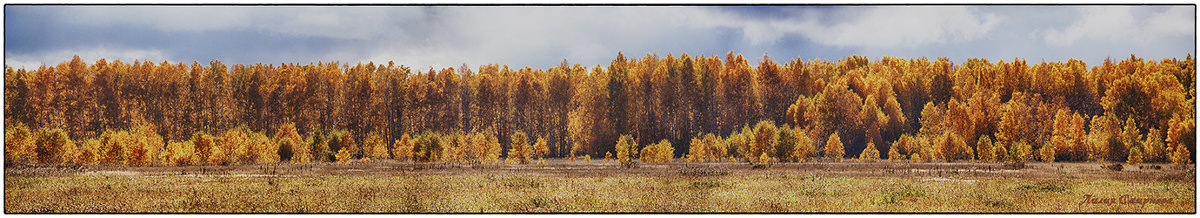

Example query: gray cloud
[4,5,1194,71]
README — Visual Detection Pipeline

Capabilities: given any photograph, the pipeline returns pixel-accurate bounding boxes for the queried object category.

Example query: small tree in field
[274,123,305,163]
[1010,141,1032,162]
[775,126,798,162]
[1170,144,1191,165]
[5,123,35,166]
[365,132,389,161]
[1037,142,1056,163]
[640,139,674,163]
[977,136,996,162]
[825,132,844,161]
[335,147,353,163]
[615,134,638,167]
[793,130,815,162]
[1127,144,1144,165]
[507,131,531,164]
[859,142,880,161]
[888,145,904,161]
[393,133,413,161]
[533,136,550,161]
[34,128,73,164]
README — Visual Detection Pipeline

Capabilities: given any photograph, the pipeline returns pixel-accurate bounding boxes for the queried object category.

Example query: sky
[4,5,1196,71]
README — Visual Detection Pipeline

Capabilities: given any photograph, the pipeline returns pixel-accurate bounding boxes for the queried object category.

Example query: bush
[415,132,444,162]
[533,137,549,160]
[582,154,591,162]
[1143,129,1165,163]
[507,131,531,164]
[825,132,844,161]
[248,131,278,164]
[1127,145,1144,165]
[1170,144,1191,165]
[775,126,798,162]
[888,145,904,161]
[34,128,73,164]
[274,123,306,163]
[687,137,707,162]
[615,134,638,167]
[793,130,815,162]
[1037,142,1056,163]
[859,142,880,161]
[97,130,126,165]
[75,139,101,165]
[1009,141,1032,162]
[393,133,413,161]
[604,152,613,161]
[335,147,353,163]
[365,132,389,160]
[277,136,298,163]
[640,139,674,163]
[977,135,997,162]
[941,133,972,162]
[751,120,779,163]
[482,131,502,163]
[5,123,35,166]
[161,141,195,166]
[190,132,216,165]
[223,127,252,164]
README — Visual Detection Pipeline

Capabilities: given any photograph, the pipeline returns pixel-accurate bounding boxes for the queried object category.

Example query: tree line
[3,52,1195,166]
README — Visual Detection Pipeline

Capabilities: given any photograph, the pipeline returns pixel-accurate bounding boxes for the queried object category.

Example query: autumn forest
[3,52,1196,166]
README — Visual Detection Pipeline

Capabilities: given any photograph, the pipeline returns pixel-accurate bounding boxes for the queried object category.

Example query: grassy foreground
[5,173,1194,213]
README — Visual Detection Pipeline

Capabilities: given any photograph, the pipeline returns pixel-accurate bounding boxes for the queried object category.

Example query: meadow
[5,161,1194,213]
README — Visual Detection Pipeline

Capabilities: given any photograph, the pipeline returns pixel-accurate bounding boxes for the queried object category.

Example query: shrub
[335,147,353,163]
[76,139,101,165]
[34,128,73,164]
[910,152,922,163]
[888,145,904,161]
[1127,145,1144,165]
[751,120,779,163]
[5,123,35,166]
[1170,144,1191,165]
[507,131,531,164]
[1009,141,1032,162]
[161,141,195,166]
[859,142,880,161]
[249,131,278,164]
[304,130,328,162]
[726,131,751,162]
[393,133,413,161]
[190,132,216,165]
[775,126,798,162]
[365,132,389,160]
[97,130,126,165]
[277,137,296,163]
[415,132,444,162]
[583,154,591,162]
[1142,129,1165,163]
[977,135,996,162]
[825,132,844,161]
[793,130,815,162]
[941,133,973,162]
[482,131,502,163]
[1037,142,1056,163]
[640,139,674,163]
[615,134,638,167]
[533,137,549,160]
[223,127,252,164]
[687,137,707,162]
[326,130,350,162]
[604,152,613,161]
[274,123,306,163]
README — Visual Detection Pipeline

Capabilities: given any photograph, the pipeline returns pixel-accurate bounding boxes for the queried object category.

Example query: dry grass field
[4,160,1195,213]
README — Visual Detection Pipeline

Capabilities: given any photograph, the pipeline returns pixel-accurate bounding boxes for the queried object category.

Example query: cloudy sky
[4,5,1195,71]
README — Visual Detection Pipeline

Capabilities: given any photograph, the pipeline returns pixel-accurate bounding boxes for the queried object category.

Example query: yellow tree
[825,132,844,161]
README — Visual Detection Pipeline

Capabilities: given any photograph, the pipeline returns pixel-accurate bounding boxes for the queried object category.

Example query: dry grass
[5,171,1194,213]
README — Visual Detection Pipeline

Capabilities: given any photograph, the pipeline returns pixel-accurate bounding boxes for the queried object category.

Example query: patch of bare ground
[5,160,1193,183]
